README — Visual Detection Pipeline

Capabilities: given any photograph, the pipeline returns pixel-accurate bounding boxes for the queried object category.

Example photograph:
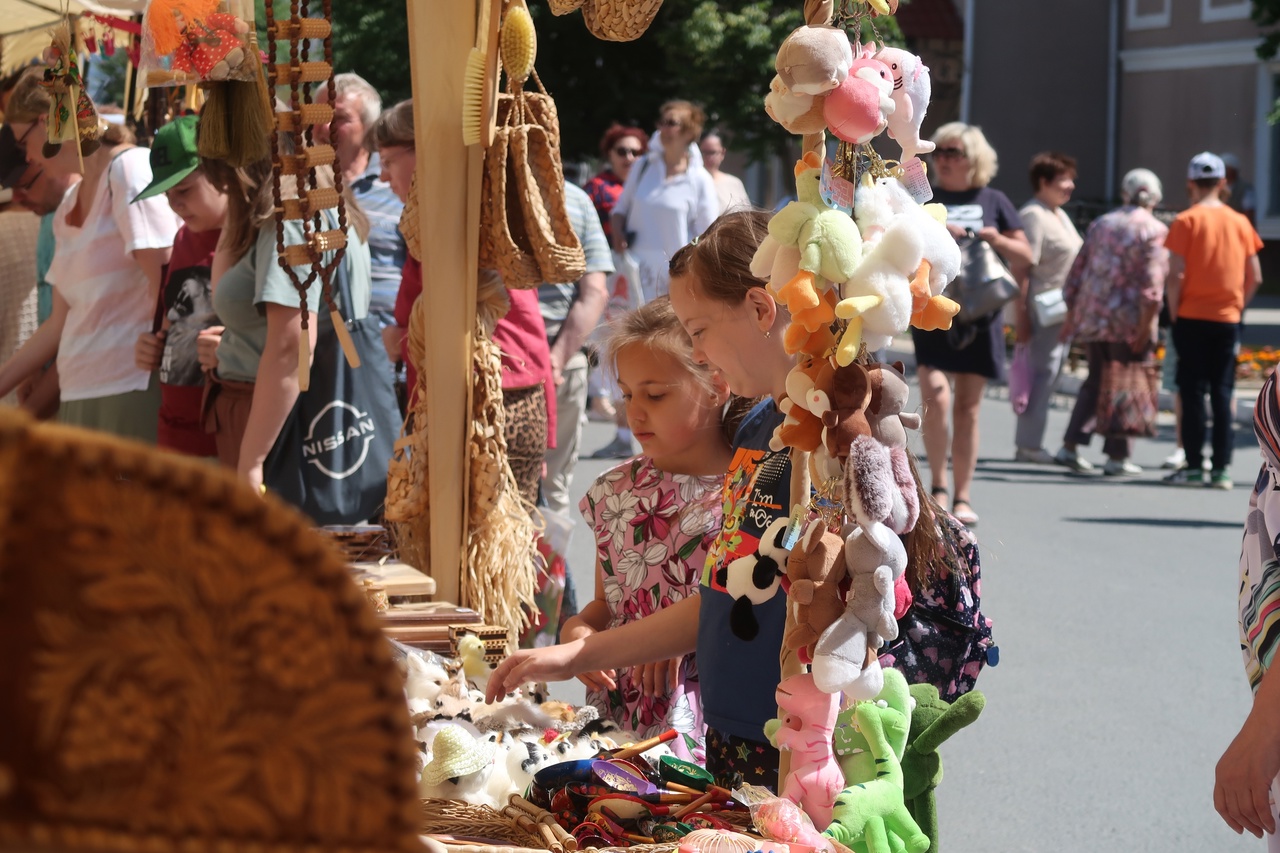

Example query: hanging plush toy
[39,23,100,160]
[781,520,847,658]
[146,0,251,82]
[875,47,935,163]
[825,669,930,853]
[823,45,894,145]
[901,683,986,853]
[763,672,845,827]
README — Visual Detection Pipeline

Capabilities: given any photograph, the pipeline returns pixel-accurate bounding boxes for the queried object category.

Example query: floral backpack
[879,510,996,703]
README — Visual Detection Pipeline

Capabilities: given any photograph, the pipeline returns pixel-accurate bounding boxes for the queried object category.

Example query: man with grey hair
[315,73,406,327]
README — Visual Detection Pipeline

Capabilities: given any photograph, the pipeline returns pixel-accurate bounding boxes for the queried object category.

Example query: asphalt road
[549,382,1263,852]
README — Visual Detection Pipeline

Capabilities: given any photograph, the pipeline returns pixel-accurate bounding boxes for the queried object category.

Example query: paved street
[549,365,1265,851]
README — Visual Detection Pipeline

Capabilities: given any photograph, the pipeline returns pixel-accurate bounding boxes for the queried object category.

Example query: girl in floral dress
[562,297,734,762]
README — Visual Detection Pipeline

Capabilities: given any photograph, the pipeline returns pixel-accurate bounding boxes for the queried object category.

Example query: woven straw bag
[581,0,664,41]
[400,169,421,262]
[479,75,585,289]
[547,0,586,14]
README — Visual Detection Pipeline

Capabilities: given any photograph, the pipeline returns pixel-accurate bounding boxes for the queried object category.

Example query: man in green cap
[132,114,229,457]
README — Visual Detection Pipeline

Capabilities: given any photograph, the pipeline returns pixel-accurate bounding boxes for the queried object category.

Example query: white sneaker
[1103,459,1143,477]
[1054,447,1096,474]
[1161,448,1186,470]
[1015,447,1056,465]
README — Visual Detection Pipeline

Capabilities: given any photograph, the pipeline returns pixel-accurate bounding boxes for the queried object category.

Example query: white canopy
[0,0,146,74]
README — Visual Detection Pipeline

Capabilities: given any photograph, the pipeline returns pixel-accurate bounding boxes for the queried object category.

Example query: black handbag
[946,234,1020,324]
[264,252,399,525]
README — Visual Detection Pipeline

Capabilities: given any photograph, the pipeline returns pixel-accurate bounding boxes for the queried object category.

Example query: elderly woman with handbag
[1013,152,1082,464]
[1055,169,1168,475]
[911,123,1032,527]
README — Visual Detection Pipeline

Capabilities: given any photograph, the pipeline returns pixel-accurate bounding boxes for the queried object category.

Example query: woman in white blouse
[610,100,719,303]
[0,73,178,442]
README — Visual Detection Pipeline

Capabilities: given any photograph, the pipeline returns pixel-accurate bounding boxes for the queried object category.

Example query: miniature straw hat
[422,725,496,786]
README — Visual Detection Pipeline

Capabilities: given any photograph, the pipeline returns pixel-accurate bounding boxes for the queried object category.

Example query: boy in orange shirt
[1164,152,1264,489]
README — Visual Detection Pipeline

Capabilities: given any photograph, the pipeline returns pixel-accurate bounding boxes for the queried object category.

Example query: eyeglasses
[613,146,642,158]
[15,122,36,148]
[658,117,685,129]
[934,147,966,159]
[14,166,43,193]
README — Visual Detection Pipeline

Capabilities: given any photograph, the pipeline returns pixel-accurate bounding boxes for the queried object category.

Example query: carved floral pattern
[0,413,421,852]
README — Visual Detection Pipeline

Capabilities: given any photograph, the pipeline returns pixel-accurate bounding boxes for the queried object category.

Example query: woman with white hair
[913,122,1032,527]
[1055,168,1169,473]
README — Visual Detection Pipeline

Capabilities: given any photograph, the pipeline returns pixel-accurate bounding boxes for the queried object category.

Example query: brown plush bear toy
[865,361,922,450]
[821,362,873,458]
[783,520,848,660]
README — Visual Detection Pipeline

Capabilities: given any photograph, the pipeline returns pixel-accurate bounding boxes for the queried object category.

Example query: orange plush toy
[147,0,251,82]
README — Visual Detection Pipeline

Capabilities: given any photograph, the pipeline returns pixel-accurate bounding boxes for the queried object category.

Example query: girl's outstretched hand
[485,639,587,704]
[633,657,682,699]
[1214,713,1280,837]
[577,669,618,693]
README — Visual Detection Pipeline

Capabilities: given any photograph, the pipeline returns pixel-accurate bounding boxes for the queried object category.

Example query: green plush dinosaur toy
[901,684,985,853]
[824,668,929,853]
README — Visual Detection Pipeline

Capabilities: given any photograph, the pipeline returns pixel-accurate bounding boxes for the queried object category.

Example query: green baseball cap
[132,115,201,203]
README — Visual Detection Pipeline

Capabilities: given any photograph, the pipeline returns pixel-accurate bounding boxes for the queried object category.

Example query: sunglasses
[613,146,642,158]
[658,117,685,129]
[934,147,966,159]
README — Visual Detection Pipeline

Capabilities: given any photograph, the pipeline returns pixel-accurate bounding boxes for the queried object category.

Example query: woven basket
[401,168,422,262]
[479,78,584,289]
[581,0,664,41]
[547,0,586,13]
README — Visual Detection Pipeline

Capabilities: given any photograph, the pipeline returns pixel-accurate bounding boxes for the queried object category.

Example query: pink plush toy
[874,46,935,162]
[767,673,846,828]
[822,46,894,145]
[754,797,835,853]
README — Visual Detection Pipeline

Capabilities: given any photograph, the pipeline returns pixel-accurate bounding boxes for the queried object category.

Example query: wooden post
[405,0,480,606]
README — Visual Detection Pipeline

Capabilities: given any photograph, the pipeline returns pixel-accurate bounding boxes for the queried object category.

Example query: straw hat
[422,725,496,787]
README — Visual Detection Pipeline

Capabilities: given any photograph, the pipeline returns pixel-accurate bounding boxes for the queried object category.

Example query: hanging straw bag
[480,74,586,288]
[581,0,665,41]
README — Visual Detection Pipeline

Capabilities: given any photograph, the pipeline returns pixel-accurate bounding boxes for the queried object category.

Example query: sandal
[930,487,950,512]
[952,500,980,527]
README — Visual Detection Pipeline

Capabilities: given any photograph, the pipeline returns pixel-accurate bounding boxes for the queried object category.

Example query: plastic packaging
[140,0,258,86]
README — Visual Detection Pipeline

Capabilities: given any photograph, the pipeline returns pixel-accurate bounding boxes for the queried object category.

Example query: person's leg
[1205,320,1238,472]
[1173,320,1209,472]
[1063,341,1105,452]
[951,372,988,511]
[916,364,952,504]
[541,351,589,517]
[502,384,548,507]
[1015,322,1066,453]
[1100,342,1137,463]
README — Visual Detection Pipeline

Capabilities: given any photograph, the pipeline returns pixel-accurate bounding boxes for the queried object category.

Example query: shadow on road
[1063,516,1243,529]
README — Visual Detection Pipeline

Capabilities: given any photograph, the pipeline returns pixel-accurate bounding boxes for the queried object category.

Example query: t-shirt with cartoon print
[697,399,791,741]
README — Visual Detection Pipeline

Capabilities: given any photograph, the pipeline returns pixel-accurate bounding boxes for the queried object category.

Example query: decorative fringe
[387,278,533,641]
[196,58,273,166]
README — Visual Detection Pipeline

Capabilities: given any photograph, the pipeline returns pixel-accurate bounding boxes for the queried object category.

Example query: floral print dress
[579,456,723,762]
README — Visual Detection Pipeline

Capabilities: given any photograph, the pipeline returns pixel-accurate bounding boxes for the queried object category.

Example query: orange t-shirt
[1164,204,1263,324]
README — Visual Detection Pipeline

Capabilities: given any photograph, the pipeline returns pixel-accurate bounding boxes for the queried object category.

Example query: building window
[1255,67,1280,236]
[1127,0,1171,29]
[1201,0,1251,22]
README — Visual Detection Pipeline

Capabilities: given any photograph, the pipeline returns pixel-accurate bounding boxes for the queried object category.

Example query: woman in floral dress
[561,298,733,762]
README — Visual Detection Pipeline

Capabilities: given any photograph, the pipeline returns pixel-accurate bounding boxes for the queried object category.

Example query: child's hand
[577,669,617,692]
[485,640,586,704]
[135,330,165,372]
[632,657,682,699]
[1214,713,1280,837]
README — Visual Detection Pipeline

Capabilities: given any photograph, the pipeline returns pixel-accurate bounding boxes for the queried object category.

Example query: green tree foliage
[1254,0,1280,59]
[252,0,902,160]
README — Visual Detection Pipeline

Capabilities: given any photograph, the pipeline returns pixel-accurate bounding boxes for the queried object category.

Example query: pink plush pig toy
[822,45,894,145]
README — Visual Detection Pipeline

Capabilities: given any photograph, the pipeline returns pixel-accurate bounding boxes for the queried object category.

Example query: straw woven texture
[479,80,585,289]
[400,169,422,262]
[0,406,422,853]
[581,0,664,41]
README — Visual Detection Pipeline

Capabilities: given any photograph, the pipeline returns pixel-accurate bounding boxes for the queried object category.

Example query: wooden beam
[406,0,478,606]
